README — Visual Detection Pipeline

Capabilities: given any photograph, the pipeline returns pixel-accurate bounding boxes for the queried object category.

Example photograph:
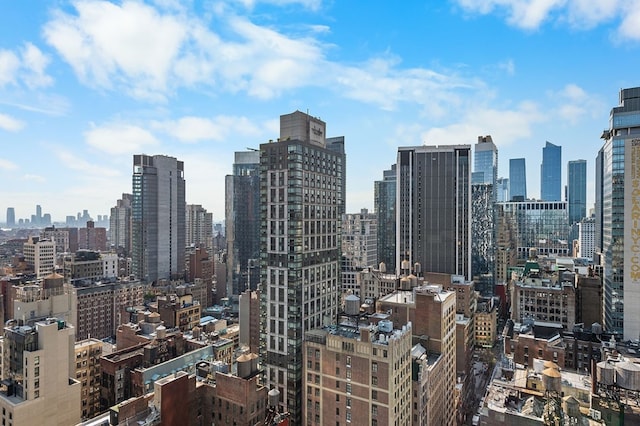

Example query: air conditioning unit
[589,409,601,420]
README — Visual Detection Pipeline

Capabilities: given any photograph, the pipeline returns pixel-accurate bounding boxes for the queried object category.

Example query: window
[372,390,378,400]
[372,362,378,373]
[346,356,351,367]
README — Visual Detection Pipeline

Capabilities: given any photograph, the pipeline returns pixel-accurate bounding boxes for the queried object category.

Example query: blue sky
[1,0,640,224]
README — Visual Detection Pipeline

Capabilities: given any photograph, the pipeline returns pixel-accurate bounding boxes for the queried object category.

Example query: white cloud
[549,84,604,124]
[0,113,25,132]
[153,115,262,142]
[334,56,483,115]
[421,101,546,147]
[0,43,52,89]
[44,0,188,99]
[454,0,640,41]
[618,1,640,41]
[0,158,19,171]
[0,50,20,87]
[21,43,53,89]
[236,0,322,11]
[56,150,121,177]
[43,1,326,101]
[85,123,159,155]
[23,174,45,182]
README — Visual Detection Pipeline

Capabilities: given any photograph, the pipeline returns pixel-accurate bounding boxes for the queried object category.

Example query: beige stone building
[377,285,457,425]
[0,318,81,425]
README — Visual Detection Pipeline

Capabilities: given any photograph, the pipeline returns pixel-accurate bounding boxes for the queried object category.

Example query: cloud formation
[0,113,25,132]
[84,122,159,155]
[0,43,53,89]
[152,115,263,143]
[454,0,640,40]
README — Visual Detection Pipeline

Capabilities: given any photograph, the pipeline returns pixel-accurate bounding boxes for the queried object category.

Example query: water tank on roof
[399,277,410,290]
[379,262,386,273]
[156,325,166,339]
[379,320,393,333]
[615,361,640,391]
[413,262,421,275]
[596,361,615,386]
[237,353,252,379]
[268,388,280,408]
[344,294,360,315]
[591,322,603,335]
[563,395,580,418]
[542,368,561,393]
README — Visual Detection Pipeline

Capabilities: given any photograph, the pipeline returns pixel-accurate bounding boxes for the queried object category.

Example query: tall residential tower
[260,111,345,423]
[131,155,186,283]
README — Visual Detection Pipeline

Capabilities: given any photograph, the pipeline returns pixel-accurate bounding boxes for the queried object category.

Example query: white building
[22,236,56,279]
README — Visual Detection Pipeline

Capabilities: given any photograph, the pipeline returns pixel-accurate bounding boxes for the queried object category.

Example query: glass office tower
[374,164,396,273]
[541,141,562,201]
[509,158,527,201]
[567,159,587,224]
[597,87,640,339]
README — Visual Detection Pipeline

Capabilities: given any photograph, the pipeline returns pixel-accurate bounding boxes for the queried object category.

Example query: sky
[1,0,640,224]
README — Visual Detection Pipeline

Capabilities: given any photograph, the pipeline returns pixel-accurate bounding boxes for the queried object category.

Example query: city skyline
[2,1,640,222]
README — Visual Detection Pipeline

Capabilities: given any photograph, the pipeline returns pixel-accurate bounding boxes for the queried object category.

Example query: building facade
[260,111,345,424]
[225,150,261,297]
[186,204,213,250]
[109,193,132,256]
[22,236,55,279]
[131,154,186,283]
[496,200,569,260]
[374,164,396,273]
[509,158,527,201]
[397,145,472,279]
[541,141,562,201]
[303,319,413,426]
[567,159,587,224]
[0,319,81,425]
[597,86,640,338]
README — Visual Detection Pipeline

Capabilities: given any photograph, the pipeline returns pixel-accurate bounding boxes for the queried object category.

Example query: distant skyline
[2,1,640,222]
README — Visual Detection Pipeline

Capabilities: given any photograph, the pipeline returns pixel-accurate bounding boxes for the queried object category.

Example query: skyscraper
[109,193,132,256]
[496,177,509,202]
[472,135,498,187]
[131,154,186,283]
[186,204,213,249]
[226,150,261,296]
[541,141,562,201]
[472,136,497,295]
[374,164,396,272]
[597,87,640,338]
[509,158,527,201]
[6,207,15,227]
[567,159,587,224]
[260,111,344,423]
[397,145,471,279]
